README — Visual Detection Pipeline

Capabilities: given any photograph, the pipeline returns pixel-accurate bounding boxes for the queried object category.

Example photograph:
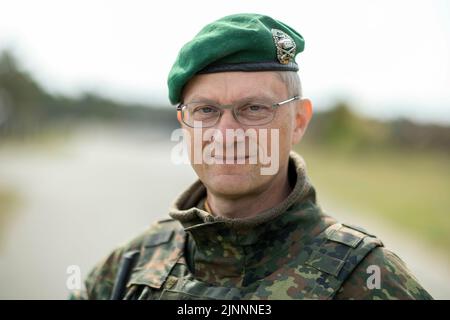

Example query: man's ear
[177,109,183,124]
[292,98,313,145]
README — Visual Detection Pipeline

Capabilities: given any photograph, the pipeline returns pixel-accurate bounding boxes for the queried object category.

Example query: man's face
[180,71,311,198]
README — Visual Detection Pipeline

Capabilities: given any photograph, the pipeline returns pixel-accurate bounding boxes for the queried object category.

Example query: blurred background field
[1,0,449,299]
[302,146,450,249]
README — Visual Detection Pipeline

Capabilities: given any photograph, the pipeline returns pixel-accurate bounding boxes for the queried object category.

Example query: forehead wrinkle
[187,93,279,105]
[183,72,285,104]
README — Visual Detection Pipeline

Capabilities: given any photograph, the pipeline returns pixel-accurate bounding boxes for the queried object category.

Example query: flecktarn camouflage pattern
[71,152,433,300]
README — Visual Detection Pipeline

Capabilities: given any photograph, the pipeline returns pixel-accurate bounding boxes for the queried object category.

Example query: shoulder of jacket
[336,246,434,299]
[305,222,384,280]
[82,218,184,299]
[121,218,184,252]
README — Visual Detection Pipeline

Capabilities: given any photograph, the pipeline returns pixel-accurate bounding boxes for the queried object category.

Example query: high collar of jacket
[168,151,321,286]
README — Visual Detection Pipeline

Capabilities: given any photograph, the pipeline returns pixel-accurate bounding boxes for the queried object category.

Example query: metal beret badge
[272,28,296,64]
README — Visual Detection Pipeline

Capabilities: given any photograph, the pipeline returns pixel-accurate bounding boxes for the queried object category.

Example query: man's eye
[195,106,216,114]
[249,105,262,112]
[242,104,269,112]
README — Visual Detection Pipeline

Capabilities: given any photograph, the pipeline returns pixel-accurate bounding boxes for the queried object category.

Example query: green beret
[167,13,305,104]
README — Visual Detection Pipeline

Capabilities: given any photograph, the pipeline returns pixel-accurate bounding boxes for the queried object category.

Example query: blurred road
[0,125,448,299]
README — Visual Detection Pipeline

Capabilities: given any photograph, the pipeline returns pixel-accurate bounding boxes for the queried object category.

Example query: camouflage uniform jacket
[73,152,433,300]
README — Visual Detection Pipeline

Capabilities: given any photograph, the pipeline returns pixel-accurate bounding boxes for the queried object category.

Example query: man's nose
[215,109,243,132]
[210,109,244,146]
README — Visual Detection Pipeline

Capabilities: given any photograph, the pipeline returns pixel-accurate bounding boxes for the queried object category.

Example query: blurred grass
[0,125,73,153]
[0,186,20,250]
[298,144,450,253]
[0,187,19,214]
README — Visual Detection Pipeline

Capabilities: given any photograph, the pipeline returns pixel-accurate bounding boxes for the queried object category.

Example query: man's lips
[210,153,261,162]
[213,154,249,160]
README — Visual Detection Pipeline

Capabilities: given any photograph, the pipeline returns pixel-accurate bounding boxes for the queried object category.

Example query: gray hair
[276,71,302,98]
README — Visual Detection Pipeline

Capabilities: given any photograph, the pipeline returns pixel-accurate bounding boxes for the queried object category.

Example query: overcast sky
[1,0,449,124]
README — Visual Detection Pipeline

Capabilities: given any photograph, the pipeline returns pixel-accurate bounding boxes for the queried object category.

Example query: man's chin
[212,162,261,178]
[204,173,256,196]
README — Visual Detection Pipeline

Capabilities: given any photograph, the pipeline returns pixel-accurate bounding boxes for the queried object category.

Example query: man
[73,13,432,300]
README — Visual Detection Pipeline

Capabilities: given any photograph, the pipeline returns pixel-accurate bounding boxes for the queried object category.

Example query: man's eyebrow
[186,96,216,103]
[235,94,278,103]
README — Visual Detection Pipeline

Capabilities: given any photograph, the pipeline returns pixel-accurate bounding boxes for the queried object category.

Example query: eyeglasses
[177,95,300,128]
